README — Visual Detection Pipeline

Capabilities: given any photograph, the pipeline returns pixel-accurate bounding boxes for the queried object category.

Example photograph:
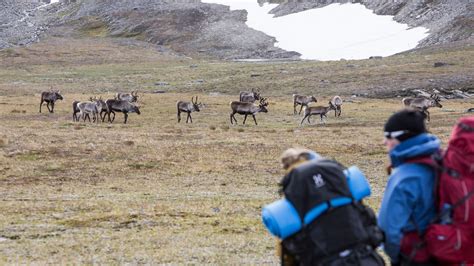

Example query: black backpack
[280,159,384,266]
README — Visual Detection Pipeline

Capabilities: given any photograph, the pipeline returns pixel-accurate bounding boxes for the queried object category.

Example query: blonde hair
[280,148,314,170]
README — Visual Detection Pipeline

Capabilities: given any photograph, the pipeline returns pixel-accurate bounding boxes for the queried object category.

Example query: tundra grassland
[0,37,473,264]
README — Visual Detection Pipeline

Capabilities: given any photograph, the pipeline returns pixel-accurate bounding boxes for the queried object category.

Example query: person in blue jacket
[378,109,441,266]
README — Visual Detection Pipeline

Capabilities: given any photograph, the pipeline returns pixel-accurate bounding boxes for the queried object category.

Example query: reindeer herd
[38,87,447,125]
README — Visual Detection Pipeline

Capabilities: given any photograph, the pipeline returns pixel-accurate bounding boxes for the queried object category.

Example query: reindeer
[73,97,107,122]
[239,88,261,103]
[77,101,100,123]
[72,101,80,121]
[105,99,141,124]
[300,102,336,125]
[177,96,202,123]
[293,94,317,115]
[115,91,139,103]
[331,96,343,117]
[402,94,443,121]
[39,88,63,113]
[230,98,268,125]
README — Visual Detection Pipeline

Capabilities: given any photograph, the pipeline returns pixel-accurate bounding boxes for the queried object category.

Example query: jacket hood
[390,133,441,167]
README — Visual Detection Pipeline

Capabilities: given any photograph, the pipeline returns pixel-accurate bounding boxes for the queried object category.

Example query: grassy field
[0,37,473,264]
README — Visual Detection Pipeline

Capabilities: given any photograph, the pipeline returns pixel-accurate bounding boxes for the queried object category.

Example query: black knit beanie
[384,109,427,141]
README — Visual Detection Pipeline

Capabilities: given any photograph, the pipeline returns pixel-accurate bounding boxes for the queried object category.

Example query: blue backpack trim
[263,166,371,239]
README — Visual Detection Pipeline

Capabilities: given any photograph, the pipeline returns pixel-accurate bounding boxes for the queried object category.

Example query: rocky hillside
[0,0,299,59]
[1,0,472,59]
[259,0,473,47]
[0,0,44,48]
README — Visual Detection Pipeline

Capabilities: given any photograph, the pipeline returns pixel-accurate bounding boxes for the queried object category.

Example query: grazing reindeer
[331,95,343,117]
[73,97,107,122]
[239,88,261,103]
[39,88,63,113]
[177,96,202,123]
[293,94,317,115]
[77,101,100,123]
[115,91,139,103]
[300,102,336,125]
[402,94,443,121]
[230,98,268,125]
[105,99,141,124]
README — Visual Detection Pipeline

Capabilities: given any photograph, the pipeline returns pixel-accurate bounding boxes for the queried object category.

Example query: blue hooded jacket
[378,133,441,263]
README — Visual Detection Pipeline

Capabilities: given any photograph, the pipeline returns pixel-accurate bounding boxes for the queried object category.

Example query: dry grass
[0,92,472,264]
[0,36,473,264]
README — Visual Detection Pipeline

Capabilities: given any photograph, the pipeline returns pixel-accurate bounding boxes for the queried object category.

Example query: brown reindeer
[105,99,141,124]
[300,102,336,125]
[293,94,317,115]
[402,94,443,121]
[330,95,343,117]
[239,88,261,103]
[230,98,268,125]
[39,88,63,113]
[177,96,202,123]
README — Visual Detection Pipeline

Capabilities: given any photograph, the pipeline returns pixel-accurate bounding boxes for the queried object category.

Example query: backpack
[278,160,384,265]
[403,116,474,264]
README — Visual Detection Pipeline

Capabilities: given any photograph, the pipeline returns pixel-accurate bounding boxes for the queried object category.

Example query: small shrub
[11,109,25,113]
[237,128,245,133]
[221,126,229,131]
[124,140,134,146]
[209,125,216,130]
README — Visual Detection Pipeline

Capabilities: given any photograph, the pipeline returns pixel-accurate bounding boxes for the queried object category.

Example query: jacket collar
[390,133,441,167]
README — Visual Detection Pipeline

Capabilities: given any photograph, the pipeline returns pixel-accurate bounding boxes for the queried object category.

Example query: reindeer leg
[299,104,304,115]
[39,100,43,113]
[186,112,191,123]
[189,113,193,123]
[294,103,297,115]
[252,114,258,125]
[338,107,342,117]
[46,102,52,113]
[124,112,128,124]
[301,114,308,125]
[50,102,54,113]
[101,110,107,122]
[177,110,181,123]
[243,114,248,124]
[109,111,116,123]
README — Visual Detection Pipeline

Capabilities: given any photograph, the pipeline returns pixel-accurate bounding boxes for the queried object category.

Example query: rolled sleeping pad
[262,198,302,239]
[307,151,322,161]
[344,166,371,201]
[262,166,371,239]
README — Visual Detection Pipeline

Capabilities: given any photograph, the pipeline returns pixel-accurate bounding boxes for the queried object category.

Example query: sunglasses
[384,130,409,139]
